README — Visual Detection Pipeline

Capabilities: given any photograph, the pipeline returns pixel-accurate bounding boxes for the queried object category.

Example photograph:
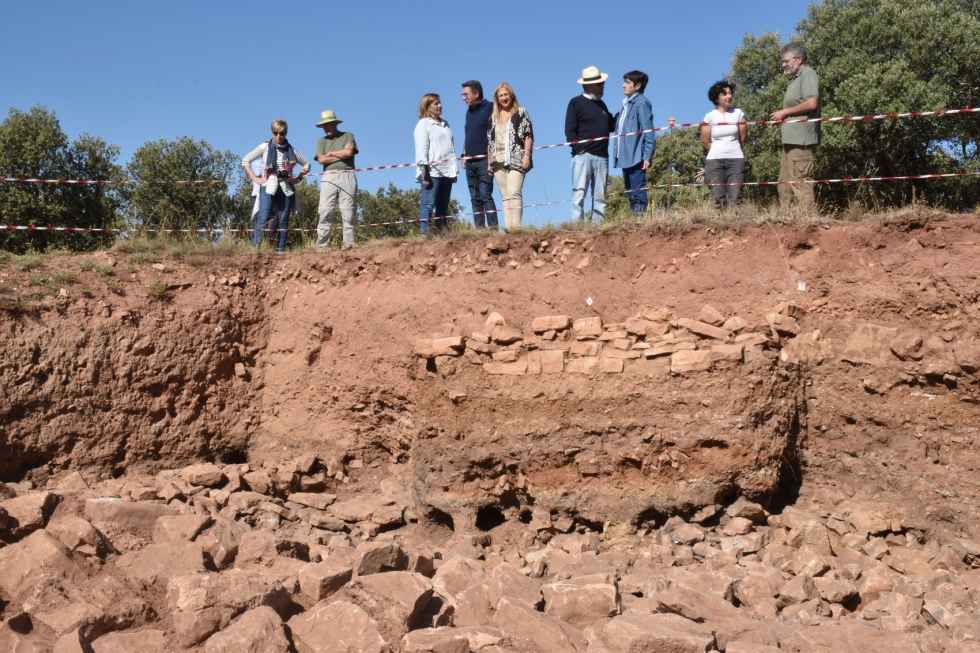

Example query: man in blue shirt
[461,81,498,229]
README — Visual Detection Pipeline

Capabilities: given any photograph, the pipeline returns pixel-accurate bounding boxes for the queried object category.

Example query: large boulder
[492,597,586,652]
[203,606,290,653]
[542,573,620,626]
[592,613,716,652]
[431,558,493,626]
[288,600,387,653]
[153,513,213,543]
[0,491,61,539]
[115,541,208,583]
[299,559,354,602]
[344,571,436,643]
[46,515,112,558]
[84,498,176,540]
[91,630,167,653]
[0,530,76,598]
[166,569,292,647]
[355,541,408,576]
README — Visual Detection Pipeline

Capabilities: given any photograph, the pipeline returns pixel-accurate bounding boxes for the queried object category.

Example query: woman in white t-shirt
[700,81,748,209]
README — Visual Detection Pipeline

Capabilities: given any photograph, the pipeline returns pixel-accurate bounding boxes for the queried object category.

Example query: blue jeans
[253,186,295,252]
[465,159,498,229]
[622,163,648,214]
[571,153,608,221]
[419,177,455,235]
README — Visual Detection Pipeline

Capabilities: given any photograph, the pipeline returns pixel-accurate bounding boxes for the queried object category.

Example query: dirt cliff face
[2,211,980,650]
[0,266,267,480]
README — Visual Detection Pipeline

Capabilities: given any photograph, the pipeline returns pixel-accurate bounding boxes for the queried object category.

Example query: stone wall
[414,303,806,378]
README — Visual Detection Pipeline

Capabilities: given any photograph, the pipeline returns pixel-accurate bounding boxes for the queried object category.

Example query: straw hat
[576,65,609,85]
[315,110,343,127]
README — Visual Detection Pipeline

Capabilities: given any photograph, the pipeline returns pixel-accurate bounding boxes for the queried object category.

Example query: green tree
[125,137,238,235]
[0,106,123,252]
[730,0,980,210]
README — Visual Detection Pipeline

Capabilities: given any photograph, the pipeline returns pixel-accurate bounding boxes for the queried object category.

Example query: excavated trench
[0,275,809,530]
[3,216,980,651]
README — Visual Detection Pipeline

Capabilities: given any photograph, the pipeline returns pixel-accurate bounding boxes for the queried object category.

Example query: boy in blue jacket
[613,70,656,214]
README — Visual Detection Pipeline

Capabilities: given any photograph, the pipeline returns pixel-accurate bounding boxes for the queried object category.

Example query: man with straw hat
[564,65,615,222]
[314,109,359,249]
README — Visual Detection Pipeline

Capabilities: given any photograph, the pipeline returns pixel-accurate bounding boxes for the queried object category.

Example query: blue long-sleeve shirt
[612,93,656,169]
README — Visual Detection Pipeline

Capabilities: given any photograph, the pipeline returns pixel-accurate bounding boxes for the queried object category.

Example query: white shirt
[414,118,458,179]
[617,93,636,134]
[241,142,311,196]
[703,108,745,160]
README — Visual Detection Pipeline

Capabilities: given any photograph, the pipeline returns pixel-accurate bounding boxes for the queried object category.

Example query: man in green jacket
[771,43,820,209]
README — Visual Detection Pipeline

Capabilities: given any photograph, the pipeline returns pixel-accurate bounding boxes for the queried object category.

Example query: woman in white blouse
[413,94,458,234]
[699,81,748,209]
[242,119,310,252]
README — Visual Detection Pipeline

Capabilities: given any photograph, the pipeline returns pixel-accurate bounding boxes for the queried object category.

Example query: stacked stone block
[413,303,808,377]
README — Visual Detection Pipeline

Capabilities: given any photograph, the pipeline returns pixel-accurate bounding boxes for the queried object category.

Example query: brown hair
[492,82,520,124]
[418,93,441,119]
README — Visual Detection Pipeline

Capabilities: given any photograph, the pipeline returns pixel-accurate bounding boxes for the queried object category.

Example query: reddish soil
[1,208,979,651]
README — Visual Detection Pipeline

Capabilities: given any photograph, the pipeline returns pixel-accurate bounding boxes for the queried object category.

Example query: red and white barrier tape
[635,169,980,192]
[2,169,975,235]
[2,107,977,185]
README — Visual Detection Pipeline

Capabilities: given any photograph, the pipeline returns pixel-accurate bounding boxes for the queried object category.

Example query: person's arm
[288,151,310,183]
[241,144,267,184]
[414,121,432,188]
[294,151,310,174]
[638,98,655,168]
[564,100,578,145]
[738,111,748,145]
[700,123,711,151]
[486,116,494,164]
[317,137,357,164]
[770,96,818,122]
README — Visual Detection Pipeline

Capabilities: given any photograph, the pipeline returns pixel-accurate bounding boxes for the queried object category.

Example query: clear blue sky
[2,0,812,227]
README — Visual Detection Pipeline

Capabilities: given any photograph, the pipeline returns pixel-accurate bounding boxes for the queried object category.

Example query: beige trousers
[493,168,525,231]
[778,145,815,209]
[317,170,357,248]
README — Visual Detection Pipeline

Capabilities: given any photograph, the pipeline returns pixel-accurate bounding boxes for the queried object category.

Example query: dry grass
[113,235,253,264]
[146,280,171,302]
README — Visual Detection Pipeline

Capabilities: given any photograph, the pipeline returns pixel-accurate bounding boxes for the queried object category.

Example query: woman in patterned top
[487,82,534,231]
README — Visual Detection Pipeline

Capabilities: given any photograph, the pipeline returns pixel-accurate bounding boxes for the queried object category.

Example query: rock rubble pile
[2,455,978,652]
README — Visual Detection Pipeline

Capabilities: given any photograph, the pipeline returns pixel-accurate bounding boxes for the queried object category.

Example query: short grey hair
[780,42,807,62]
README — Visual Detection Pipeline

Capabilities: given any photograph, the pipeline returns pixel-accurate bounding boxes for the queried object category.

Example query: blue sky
[2,0,812,226]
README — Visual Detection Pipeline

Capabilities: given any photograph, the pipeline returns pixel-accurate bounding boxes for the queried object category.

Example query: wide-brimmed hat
[576,66,609,85]
[315,110,343,127]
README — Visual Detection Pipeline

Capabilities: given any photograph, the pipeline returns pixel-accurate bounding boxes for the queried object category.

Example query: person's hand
[770,109,788,122]
[642,160,650,171]
[522,155,531,169]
